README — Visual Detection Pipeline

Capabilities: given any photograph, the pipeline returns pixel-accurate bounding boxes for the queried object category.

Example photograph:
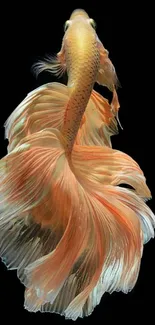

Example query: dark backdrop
[0,2,154,324]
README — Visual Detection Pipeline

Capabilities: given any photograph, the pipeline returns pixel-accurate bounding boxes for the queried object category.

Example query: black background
[0,2,154,324]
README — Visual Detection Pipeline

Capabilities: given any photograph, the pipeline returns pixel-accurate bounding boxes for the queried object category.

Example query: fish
[0,8,154,321]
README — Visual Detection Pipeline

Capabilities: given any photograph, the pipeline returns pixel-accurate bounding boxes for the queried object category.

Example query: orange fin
[96,39,120,92]
[76,89,119,147]
[32,40,66,78]
[23,144,154,319]
[111,89,123,130]
[5,83,69,152]
[1,131,154,320]
[5,83,120,153]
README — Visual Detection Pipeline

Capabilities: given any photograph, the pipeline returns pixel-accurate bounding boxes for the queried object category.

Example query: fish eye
[89,18,96,29]
[64,20,70,31]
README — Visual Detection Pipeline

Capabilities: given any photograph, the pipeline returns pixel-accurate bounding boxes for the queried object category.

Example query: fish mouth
[70,8,89,20]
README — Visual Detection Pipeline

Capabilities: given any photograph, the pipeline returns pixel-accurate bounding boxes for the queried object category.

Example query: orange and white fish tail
[0,129,154,320]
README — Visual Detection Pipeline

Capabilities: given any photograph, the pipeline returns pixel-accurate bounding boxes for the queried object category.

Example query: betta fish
[0,8,154,321]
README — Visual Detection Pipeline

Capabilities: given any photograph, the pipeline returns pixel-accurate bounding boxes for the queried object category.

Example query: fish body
[0,9,154,321]
[60,10,101,151]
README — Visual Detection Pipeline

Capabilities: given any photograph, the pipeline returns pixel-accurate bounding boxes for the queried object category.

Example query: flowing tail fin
[5,82,120,153]
[0,128,154,320]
